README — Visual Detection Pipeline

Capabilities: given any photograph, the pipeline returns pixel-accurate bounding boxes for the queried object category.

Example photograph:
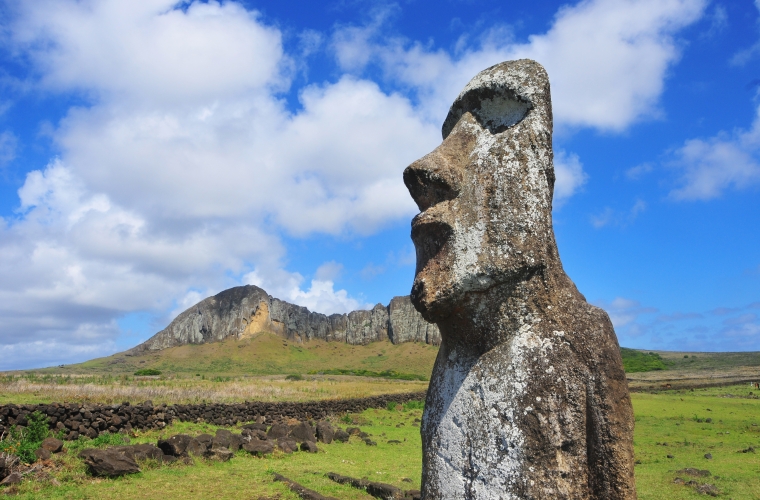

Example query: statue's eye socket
[471,96,531,135]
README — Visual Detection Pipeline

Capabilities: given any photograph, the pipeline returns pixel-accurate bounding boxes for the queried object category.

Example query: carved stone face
[403,60,556,323]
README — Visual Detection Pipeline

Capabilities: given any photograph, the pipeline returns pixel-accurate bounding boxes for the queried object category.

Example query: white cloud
[669,106,760,200]
[333,0,707,131]
[243,266,370,315]
[590,199,647,228]
[553,150,587,206]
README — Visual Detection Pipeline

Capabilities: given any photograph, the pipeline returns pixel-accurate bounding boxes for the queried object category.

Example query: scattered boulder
[40,437,64,453]
[195,434,214,450]
[78,448,140,477]
[267,424,290,440]
[0,472,21,486]
[34,448,52,461]
[277,438,298,454]
[695,484,719,496]
[300,441,318,453]
[158,434,192,457]
[289,422,316,442]
[213,429,233,449]
[228,434,243,452]
[704,453,713,460]
[334,429,350,443]
[676,468,711,477]
[346,427,361,435]
[243,440,274,456]
[205,447,234,462]
[185,438,206,457]
[315,421,334,444]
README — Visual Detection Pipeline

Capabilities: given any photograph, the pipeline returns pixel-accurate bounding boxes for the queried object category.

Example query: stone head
[404,59,558,323]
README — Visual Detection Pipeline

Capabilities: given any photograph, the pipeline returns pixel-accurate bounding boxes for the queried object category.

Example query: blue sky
[0,0,758,370]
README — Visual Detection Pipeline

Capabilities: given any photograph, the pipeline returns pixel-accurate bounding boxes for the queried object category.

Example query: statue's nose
[403,148,462,212]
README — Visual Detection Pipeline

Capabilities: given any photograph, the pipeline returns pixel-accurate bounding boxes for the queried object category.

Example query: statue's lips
[411,215,453,269]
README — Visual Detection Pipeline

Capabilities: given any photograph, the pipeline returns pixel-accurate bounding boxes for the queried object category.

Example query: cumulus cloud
[553,150,587,206]
[669,106,760,200]
[332,0,707,131]
[590,199,647,228]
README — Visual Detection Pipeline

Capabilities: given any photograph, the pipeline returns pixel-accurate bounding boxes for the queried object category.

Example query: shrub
[0,411,51,463]
[307,368,427,381]
[386,401,398,411]
[620,348,667,373]
[285,374,303,381]
[134,368,162,376]
[403,400,425,411]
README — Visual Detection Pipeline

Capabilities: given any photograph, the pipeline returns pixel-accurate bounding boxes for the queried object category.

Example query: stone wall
[128,286,439,354]
[0,392,427,439]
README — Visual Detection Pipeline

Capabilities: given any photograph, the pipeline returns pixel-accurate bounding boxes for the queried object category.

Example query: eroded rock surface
[128,286,439,353]
[404,59,636,499]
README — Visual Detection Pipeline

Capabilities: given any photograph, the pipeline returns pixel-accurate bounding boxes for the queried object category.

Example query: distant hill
[128,285,440,355]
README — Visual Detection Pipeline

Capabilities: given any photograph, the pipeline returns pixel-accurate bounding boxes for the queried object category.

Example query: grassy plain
[4,385,760,499]
[0,374,428,406]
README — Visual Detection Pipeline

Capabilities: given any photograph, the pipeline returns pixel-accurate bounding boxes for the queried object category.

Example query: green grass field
[6,384,760,499]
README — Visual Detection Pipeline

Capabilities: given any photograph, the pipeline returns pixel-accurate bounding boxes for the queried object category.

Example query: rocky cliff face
[128,285,440,354]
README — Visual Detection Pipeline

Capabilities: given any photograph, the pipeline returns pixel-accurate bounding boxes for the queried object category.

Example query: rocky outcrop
[405,60,636,499]
[128,286,438,354]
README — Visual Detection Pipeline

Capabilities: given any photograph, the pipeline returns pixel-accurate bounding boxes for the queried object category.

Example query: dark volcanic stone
[41,437,64,453]
[34,448,52,461]
[334,429,350,442]
[315,421,334,444]
[157,434,192,456]
[300,441,318,453]
[289,422,316,442]
[195,433,213,449]
[0,472,21,486]
[277,438,298,454]
[243,439,274,456]
[267,424,290,440]
[205,447,234,462]
[78,448,140,477]
[404,59,636,498]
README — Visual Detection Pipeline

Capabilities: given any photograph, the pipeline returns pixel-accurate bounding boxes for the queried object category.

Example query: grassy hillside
[37,333,440,379]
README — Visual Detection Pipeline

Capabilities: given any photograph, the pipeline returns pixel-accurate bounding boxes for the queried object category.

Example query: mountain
[128,285,440,354]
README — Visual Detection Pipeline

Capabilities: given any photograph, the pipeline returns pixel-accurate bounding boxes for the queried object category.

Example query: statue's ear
[442,86,532,139]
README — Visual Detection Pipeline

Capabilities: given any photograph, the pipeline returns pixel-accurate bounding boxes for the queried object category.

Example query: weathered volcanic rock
[388,296,441,345]
[404,59,636,498]
[79,448,140,477]
[127,284,439,353]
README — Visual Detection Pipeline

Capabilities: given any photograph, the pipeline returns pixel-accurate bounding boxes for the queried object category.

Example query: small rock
[290,422,316,443]
[300,441,318,453]
[388,440,402,444]
[704,453,712,460]
[363,438,377,446]
[41,437,64,453]
[0,472,22,486]
[334,429,350,443]
[676,468,711,477]
[158,434,192,457]
[195,434,214,450]
[667,454,674,459]
[205,447,234,462]
[695,484,719,496]
[316,421,334,444]
[673,478,685,485]
[267,424,290,440]
[35,448,52,461]
[243,439,274,456]
[277,438,298,454]
[78,448,140,477]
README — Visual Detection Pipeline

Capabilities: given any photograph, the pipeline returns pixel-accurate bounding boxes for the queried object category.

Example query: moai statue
[404,59,636,499]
